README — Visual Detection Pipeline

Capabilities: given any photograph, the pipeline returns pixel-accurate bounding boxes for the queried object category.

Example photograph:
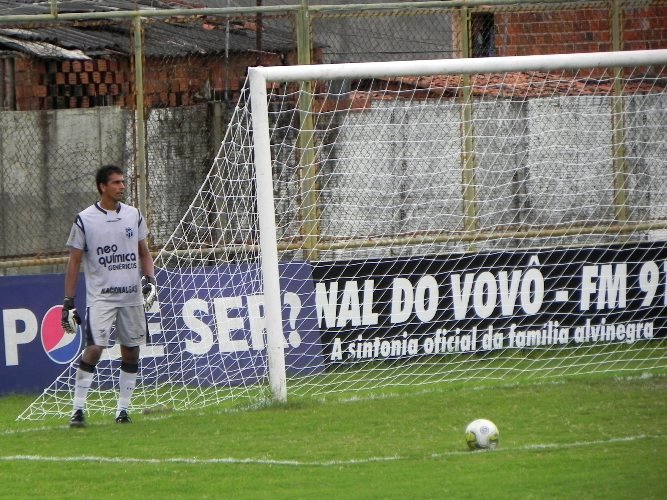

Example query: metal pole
[297,0,320,261]
[0,1,622,24]
[256,0,263,66]
[459,7,478,233]
[133,15,148,219]
[610,0,628,223]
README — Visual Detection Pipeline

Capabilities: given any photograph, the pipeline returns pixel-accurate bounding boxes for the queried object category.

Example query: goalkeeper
[62,165,157,428]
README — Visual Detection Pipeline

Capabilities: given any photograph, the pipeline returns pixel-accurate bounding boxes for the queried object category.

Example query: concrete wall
[0,105,211,273]
[146,104,213,246]
[316,92,667,260]
[0,107,130,261]
[2,92,666,269]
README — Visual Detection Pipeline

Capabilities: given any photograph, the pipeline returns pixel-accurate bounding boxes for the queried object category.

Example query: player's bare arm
[64,247,83,298]
[138,239,154,278]
[61,247,84,334]
[139,238,157,309]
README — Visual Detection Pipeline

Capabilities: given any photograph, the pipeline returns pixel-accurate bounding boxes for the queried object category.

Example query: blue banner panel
[311,241,667,364]
[0,274,86,393]
[153,261,324,387]
[5,241,663,393]
[0,262,324,395]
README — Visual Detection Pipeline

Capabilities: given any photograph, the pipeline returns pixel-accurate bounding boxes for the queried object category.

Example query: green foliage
[1,374,666,499]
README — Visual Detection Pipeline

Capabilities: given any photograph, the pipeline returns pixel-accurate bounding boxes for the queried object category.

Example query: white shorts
[84,304,147,348]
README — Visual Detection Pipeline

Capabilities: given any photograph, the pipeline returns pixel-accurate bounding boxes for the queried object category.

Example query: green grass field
[1,371,666,499]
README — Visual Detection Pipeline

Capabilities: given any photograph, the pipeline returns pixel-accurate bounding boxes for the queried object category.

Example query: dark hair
[96,165,123,194]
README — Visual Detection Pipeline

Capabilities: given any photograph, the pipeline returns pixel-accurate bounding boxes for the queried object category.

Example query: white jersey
[67,201,147,306]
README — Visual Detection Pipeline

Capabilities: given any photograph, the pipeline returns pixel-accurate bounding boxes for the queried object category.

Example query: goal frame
[248,49,667,402]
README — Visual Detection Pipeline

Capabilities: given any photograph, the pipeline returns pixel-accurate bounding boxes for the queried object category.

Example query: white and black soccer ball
[465,418,499,450]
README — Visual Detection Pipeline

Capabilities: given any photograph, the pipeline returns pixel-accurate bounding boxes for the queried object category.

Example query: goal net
[20,49,667,420]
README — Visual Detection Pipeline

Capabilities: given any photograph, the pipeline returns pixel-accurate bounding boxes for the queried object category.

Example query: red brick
[210,75,224,90]
[34,60,47,73]
[173,65,190,79]
[624,30,643,42]
[173,78,188,92]
[13,85,29,98]
[34,85,48,98]
[30,97,43,110]
[14,58,31,71]
[13,71,32,85]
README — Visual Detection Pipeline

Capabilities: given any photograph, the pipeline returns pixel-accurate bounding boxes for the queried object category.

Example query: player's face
[101,173,126,204]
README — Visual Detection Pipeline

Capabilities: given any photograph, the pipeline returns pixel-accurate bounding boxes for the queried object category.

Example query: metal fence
[0,0,665,274]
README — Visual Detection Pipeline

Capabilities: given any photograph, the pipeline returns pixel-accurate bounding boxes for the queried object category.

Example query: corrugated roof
[141,19,294,57]
[0,0,295,58]
[0,0,191,15]
[0,32,91,58]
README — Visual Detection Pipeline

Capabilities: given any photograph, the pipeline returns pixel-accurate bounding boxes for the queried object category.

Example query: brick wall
[10,50,297,111]
[624,5,667,51]
[495,6,667,57]
[12,58,44,111]
[12,56,132,110]
[142,51,291,108]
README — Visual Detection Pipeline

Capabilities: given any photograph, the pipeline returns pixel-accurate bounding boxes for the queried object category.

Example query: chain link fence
[0,0,665,274]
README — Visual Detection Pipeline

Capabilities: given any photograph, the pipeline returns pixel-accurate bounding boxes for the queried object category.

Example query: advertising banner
[0,261,324,395]
[0,274,86,393]
[153,261,323,387]
[2,241,665,394]
[311,241,667,364]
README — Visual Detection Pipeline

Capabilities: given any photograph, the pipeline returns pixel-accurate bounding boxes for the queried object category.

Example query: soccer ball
[465,418,499,450]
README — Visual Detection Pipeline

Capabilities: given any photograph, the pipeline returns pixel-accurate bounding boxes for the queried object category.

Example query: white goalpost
[249,71,287,402]
[248,48,667,401]
[19,49,667,420]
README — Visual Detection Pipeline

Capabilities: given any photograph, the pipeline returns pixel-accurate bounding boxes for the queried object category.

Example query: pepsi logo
[40,306,82,364]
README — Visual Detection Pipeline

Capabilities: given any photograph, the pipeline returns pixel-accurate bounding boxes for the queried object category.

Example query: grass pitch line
[0,454,403,467]
[0,424,69,435]
[0,434,662,467]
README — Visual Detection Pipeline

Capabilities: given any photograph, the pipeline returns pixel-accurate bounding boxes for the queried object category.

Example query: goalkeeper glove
[141,275,157,310]
[61,297,81,335]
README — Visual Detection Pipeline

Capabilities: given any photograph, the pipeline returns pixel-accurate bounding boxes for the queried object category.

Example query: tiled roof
[0,0,294,58]
[367,72,663,99]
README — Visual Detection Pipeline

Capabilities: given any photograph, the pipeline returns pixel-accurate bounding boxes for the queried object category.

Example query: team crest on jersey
[125,227,134,239]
